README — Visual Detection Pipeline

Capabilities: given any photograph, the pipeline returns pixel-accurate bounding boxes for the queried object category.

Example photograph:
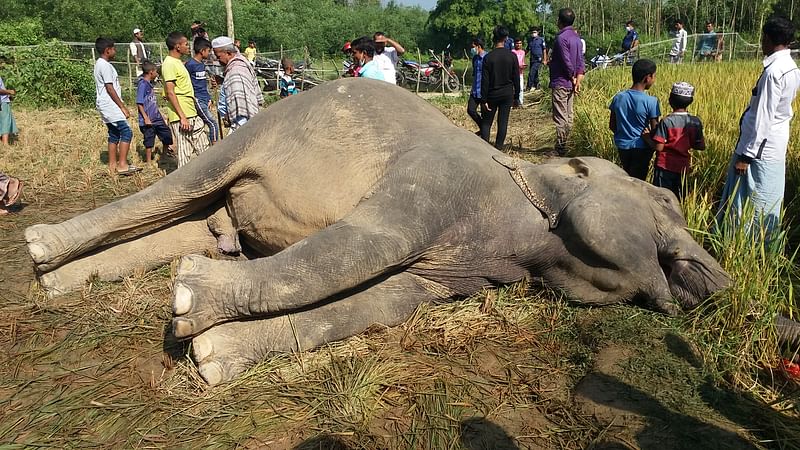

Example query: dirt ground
[0,100,797,449]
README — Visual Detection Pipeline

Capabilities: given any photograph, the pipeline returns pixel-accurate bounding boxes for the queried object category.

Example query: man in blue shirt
[467,38,487,133]
[185,37,219,144]
[621,21,639,63]
[526,29,548,91]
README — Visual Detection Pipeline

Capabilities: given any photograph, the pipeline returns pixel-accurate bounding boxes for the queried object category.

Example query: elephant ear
[492,155,590,229]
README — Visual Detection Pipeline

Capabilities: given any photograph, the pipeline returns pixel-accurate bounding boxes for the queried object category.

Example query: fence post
[441,50,445,95]
[127,46,134,98]
[416,48,421,93]
[159,44,163,64]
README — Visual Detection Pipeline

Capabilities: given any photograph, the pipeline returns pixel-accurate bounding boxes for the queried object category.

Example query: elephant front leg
[188,272,447,385]
[36,216,218,297]
[171,202,435,338]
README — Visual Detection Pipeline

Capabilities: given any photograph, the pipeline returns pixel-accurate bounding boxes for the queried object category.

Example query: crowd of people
[1,16,798,243]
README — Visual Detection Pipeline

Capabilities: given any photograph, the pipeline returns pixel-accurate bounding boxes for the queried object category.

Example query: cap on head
[671,81,695,98]
[133,28,142,34]
[211,36,235,49]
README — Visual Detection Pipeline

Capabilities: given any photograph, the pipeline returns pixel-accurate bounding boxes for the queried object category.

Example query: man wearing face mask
[622,21,639,63]
[373,32,405,84]
[467,38,487,133]
[526,28,547,92]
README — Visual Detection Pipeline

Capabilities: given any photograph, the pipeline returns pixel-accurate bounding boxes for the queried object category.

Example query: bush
[0,18,45,46]
[0,42,95,107]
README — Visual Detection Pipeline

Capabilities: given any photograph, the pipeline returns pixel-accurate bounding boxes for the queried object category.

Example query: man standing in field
[549,8,585,156]
[129,28,147,76]
[163,31,209,167]
[697,21,720,61]
[717,17,800,240]
[526,28,547,92]
[94,37,140,175]
[467,38,487,133]
[373,32,405,84]
[621,21,639,63]
[669,21,687,63]
[212,36,263,133]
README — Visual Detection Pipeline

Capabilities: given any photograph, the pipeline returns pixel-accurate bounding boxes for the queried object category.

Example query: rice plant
[574,61,800,397]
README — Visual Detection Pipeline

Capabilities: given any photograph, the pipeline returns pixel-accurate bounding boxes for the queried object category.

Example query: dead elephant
[25,78,757,385]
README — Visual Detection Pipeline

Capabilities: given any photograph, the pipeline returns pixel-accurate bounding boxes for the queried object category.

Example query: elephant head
[494,155,731,315]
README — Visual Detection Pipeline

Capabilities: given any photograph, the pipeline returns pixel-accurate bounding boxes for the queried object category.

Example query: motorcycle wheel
[445,73,460,93]
[395,70,406,86]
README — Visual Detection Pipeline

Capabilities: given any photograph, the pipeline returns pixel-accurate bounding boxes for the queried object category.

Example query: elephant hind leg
[37,216,218,297]
[190,272,447,385]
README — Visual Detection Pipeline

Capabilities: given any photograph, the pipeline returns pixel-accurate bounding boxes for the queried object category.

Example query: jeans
[716,154,785,240]
[105,120,133,144]
[652,167,683,199]
[617,148,654,180]
[194,98,219,143]
[480,96,513,149]
[467,95,485,130]
[527,59,542,89]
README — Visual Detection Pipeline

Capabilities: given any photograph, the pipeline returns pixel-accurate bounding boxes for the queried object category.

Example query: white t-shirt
[373,53,397,84]
[94,58,126,123]
[383,46,400,65]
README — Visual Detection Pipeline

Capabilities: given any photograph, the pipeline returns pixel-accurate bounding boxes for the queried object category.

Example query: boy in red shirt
[644,82,705,199]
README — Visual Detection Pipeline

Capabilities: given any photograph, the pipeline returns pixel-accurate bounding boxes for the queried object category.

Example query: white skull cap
[671,81,695,97]
[212,36,234,48]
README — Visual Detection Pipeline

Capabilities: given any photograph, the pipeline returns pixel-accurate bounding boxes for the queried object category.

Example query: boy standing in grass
[94,37,141,175]
[642,82,705,199]
[0,69,18,145]
[608,59,661,180]
[136,61,173,164]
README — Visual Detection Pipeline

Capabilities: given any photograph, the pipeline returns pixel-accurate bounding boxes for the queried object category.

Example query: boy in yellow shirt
[162,31,209,167]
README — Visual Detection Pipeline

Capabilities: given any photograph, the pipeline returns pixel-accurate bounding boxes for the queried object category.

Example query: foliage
[0,18,45,46]
[0,42,94,107]
[428,0,541,45]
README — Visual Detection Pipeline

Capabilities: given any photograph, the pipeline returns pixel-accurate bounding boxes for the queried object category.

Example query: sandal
[116,166,143,176]
[5,178,23,207]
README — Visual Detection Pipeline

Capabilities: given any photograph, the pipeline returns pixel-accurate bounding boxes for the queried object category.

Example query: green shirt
[161,55,197,122]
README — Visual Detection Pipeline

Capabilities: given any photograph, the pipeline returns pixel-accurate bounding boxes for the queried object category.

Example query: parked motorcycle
[397,45,460,92]
[253,57,323,92]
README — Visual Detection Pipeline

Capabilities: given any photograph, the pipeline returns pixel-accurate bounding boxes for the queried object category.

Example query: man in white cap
[129,28,147,75]
[212,36,263,133]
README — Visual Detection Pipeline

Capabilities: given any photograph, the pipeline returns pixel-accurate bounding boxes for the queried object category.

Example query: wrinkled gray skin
[26,78,733,385]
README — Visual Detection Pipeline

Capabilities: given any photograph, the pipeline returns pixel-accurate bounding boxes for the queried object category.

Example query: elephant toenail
[178,256,197,273]
[199,360,225,386]
[24,227,42,243]
[28,243,47,263]
[192,334,213,361]
[173,318,195,338]
[173,284,193,315]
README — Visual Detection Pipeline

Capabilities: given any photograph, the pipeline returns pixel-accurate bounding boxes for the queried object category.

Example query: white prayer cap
[212,36,235,49]
[671,82,695,98]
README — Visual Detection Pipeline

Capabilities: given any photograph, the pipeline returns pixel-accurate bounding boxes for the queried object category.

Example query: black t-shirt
[480,47,520,102]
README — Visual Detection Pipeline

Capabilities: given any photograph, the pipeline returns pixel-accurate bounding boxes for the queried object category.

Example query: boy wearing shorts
[609,59,660,180]
[136,61,173,164]
[94,37,141,175]
[643,82,705,199]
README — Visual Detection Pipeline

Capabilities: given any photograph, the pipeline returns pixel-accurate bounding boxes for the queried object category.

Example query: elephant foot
[192,318,289,385]
[172,254,250,339]
[25,223,82,272]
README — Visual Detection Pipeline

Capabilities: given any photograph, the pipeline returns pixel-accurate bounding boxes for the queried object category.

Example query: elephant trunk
[775,315,800,349]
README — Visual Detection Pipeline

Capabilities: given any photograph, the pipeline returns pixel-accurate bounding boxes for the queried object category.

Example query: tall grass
[574,61,800,393]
